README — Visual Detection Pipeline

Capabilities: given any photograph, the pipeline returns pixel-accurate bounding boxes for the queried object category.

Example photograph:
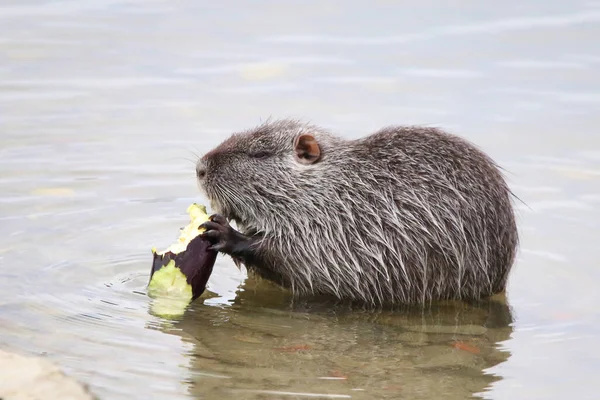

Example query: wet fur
[197,119,519,306]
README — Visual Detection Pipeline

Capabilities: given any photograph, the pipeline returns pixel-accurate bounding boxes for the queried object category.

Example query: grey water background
[1,0,599,399]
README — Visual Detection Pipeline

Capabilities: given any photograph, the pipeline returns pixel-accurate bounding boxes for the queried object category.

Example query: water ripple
[263,11,600,44]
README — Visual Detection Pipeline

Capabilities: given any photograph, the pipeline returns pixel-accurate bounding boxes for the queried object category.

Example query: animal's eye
[250,151,271,159]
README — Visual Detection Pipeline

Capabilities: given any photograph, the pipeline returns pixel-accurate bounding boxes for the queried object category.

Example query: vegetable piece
[147,203,217,317]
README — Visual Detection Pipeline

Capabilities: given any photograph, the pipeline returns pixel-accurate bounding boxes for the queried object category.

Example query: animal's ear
[294,134,321,165]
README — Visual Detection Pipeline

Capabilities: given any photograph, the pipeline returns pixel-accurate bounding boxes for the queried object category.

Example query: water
[1,0,599,399]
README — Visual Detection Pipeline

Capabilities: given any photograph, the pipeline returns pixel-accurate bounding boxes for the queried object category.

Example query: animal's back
[320,125,519,304]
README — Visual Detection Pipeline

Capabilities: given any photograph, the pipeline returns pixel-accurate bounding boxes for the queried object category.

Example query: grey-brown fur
[196,118,519,306]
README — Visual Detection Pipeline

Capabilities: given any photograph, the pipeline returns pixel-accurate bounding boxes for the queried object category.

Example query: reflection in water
[149,277,514,399]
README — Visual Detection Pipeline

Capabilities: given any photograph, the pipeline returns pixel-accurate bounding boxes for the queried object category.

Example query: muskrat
[196,119,519,306]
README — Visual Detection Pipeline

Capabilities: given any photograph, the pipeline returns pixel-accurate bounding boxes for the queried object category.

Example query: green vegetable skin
[147,203,217,317]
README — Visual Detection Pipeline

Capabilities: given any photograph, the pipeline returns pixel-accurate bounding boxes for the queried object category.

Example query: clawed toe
[199,229,221,240]
[208,243,225,252]
[199,220,222,233]
[209,213,229,227]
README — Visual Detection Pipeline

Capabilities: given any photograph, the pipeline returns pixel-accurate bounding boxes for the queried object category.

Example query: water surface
[1,1,599,399]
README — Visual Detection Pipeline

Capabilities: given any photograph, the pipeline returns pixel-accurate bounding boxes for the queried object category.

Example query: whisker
[181,157,198,166]
[189,146,204,160]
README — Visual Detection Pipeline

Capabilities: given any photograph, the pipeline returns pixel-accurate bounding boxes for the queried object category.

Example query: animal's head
[196,119,336,231]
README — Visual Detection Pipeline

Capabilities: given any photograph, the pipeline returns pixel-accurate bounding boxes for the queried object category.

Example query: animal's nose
[196,161,207,179]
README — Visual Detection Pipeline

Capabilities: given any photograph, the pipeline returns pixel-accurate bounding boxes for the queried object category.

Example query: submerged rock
[0,349,96,400]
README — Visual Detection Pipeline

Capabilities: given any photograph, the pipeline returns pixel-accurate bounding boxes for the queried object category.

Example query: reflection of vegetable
[147,203,217,317]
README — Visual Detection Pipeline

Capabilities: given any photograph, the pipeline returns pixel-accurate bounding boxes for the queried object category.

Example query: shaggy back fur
[198,119,519,305]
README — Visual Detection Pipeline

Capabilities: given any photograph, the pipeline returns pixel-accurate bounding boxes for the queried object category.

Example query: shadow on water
[147,276,514,400]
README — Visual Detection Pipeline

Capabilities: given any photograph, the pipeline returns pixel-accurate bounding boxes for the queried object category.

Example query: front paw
[199,214,243,254]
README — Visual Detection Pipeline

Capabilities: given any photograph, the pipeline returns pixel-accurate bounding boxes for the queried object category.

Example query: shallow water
[1,1,600,399]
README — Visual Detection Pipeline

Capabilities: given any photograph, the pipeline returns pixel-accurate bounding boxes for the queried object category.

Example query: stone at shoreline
[0,349,96,400]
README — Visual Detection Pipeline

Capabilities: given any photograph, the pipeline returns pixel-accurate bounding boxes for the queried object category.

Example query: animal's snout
[196,160,207,180]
